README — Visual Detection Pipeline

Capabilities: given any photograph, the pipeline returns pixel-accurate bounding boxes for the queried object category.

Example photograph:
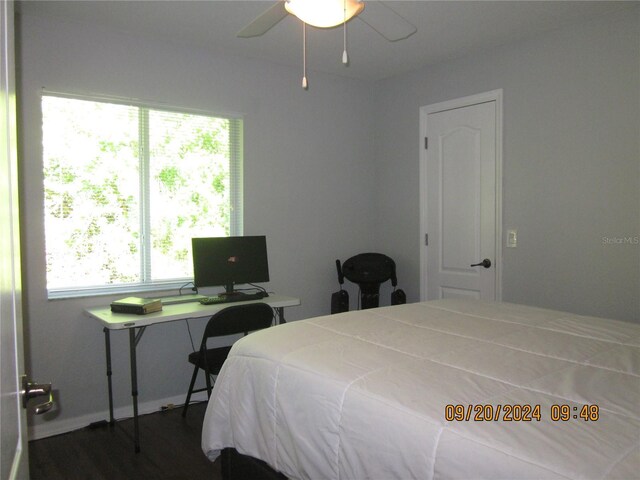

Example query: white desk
[85,295,300,452]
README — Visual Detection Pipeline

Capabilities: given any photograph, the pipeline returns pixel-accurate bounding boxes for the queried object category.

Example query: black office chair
[182,302,274,417]
[332,252,406,312]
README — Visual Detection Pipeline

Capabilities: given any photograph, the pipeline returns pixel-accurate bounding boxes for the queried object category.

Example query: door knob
[21,375,54,414]
[470,258,492,269]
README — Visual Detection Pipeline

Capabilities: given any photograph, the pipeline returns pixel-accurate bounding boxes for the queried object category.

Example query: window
[42,94,243,297]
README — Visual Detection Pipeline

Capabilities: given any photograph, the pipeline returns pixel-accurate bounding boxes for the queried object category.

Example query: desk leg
[276,307,286,324]
[129,328,141,453]
[103,327,114,425]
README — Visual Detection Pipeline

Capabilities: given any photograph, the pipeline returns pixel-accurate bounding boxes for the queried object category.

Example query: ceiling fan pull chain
[342,0,349,65]
[302,21,308,89]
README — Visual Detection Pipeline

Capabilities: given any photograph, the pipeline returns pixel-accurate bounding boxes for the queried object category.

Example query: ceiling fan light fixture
[285,0,364,28]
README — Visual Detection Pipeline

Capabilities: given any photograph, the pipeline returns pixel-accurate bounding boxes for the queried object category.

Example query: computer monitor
[191,235,270,295]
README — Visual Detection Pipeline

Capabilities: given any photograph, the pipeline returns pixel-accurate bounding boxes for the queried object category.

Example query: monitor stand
[219,284,246,300]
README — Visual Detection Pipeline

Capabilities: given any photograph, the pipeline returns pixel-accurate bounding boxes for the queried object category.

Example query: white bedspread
[201,299,640,479]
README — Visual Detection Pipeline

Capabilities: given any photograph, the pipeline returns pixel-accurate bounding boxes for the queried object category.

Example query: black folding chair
[182,302,273,416]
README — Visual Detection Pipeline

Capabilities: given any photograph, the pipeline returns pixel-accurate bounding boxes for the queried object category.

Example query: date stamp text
[444,404,599,422]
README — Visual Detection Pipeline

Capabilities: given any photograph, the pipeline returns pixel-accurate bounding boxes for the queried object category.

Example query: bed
[201,299,639,479]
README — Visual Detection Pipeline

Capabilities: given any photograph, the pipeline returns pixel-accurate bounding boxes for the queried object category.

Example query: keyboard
[157,294,206,305]
[199,291,268,305]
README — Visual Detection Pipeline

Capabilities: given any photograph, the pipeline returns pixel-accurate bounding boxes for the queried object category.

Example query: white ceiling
[18,0,634,81]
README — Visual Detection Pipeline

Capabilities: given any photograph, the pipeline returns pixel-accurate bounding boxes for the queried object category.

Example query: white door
[1,2,29,478]
[420,91,502,301]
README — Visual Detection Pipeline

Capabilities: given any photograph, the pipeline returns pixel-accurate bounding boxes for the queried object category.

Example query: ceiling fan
[237,0,417,43]
[237,0,417,89]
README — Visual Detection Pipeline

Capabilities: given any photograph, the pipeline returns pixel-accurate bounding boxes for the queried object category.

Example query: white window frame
[43,92,244,299]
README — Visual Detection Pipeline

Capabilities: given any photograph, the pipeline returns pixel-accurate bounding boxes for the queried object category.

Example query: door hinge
[424,137,428,149]
[425,233,429,246]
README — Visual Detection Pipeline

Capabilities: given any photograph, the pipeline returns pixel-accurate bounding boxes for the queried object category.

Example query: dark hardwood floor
[29,402,222,480]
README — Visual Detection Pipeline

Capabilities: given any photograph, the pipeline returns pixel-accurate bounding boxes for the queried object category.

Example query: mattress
[201,299,640,479]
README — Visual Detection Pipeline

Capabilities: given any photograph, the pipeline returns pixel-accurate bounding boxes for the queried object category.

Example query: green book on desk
[110,297,163,315]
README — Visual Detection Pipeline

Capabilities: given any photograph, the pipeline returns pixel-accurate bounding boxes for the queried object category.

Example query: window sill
[47,279,196,300]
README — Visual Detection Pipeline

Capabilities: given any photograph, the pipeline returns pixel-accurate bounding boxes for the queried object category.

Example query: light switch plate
[507,229,517,248]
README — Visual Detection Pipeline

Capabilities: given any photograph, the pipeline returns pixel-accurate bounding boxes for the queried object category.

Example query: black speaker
[391,289,406,305]
[331,290,349,314]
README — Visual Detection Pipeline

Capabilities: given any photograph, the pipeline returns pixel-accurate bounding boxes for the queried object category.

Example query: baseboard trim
[27,391,209,441]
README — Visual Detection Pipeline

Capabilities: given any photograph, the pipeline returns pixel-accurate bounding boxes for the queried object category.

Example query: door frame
[419,89,503,302]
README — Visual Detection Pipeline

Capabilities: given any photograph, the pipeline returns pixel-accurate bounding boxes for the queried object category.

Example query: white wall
[17,13,376,437]
[373,7,640,322]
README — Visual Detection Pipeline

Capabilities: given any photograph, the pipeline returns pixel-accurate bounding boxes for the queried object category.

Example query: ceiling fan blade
[357,1,417,42]
[237,1,289,38]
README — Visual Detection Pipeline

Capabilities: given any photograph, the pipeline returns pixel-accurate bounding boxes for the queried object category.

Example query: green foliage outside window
[42,95,241,293]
